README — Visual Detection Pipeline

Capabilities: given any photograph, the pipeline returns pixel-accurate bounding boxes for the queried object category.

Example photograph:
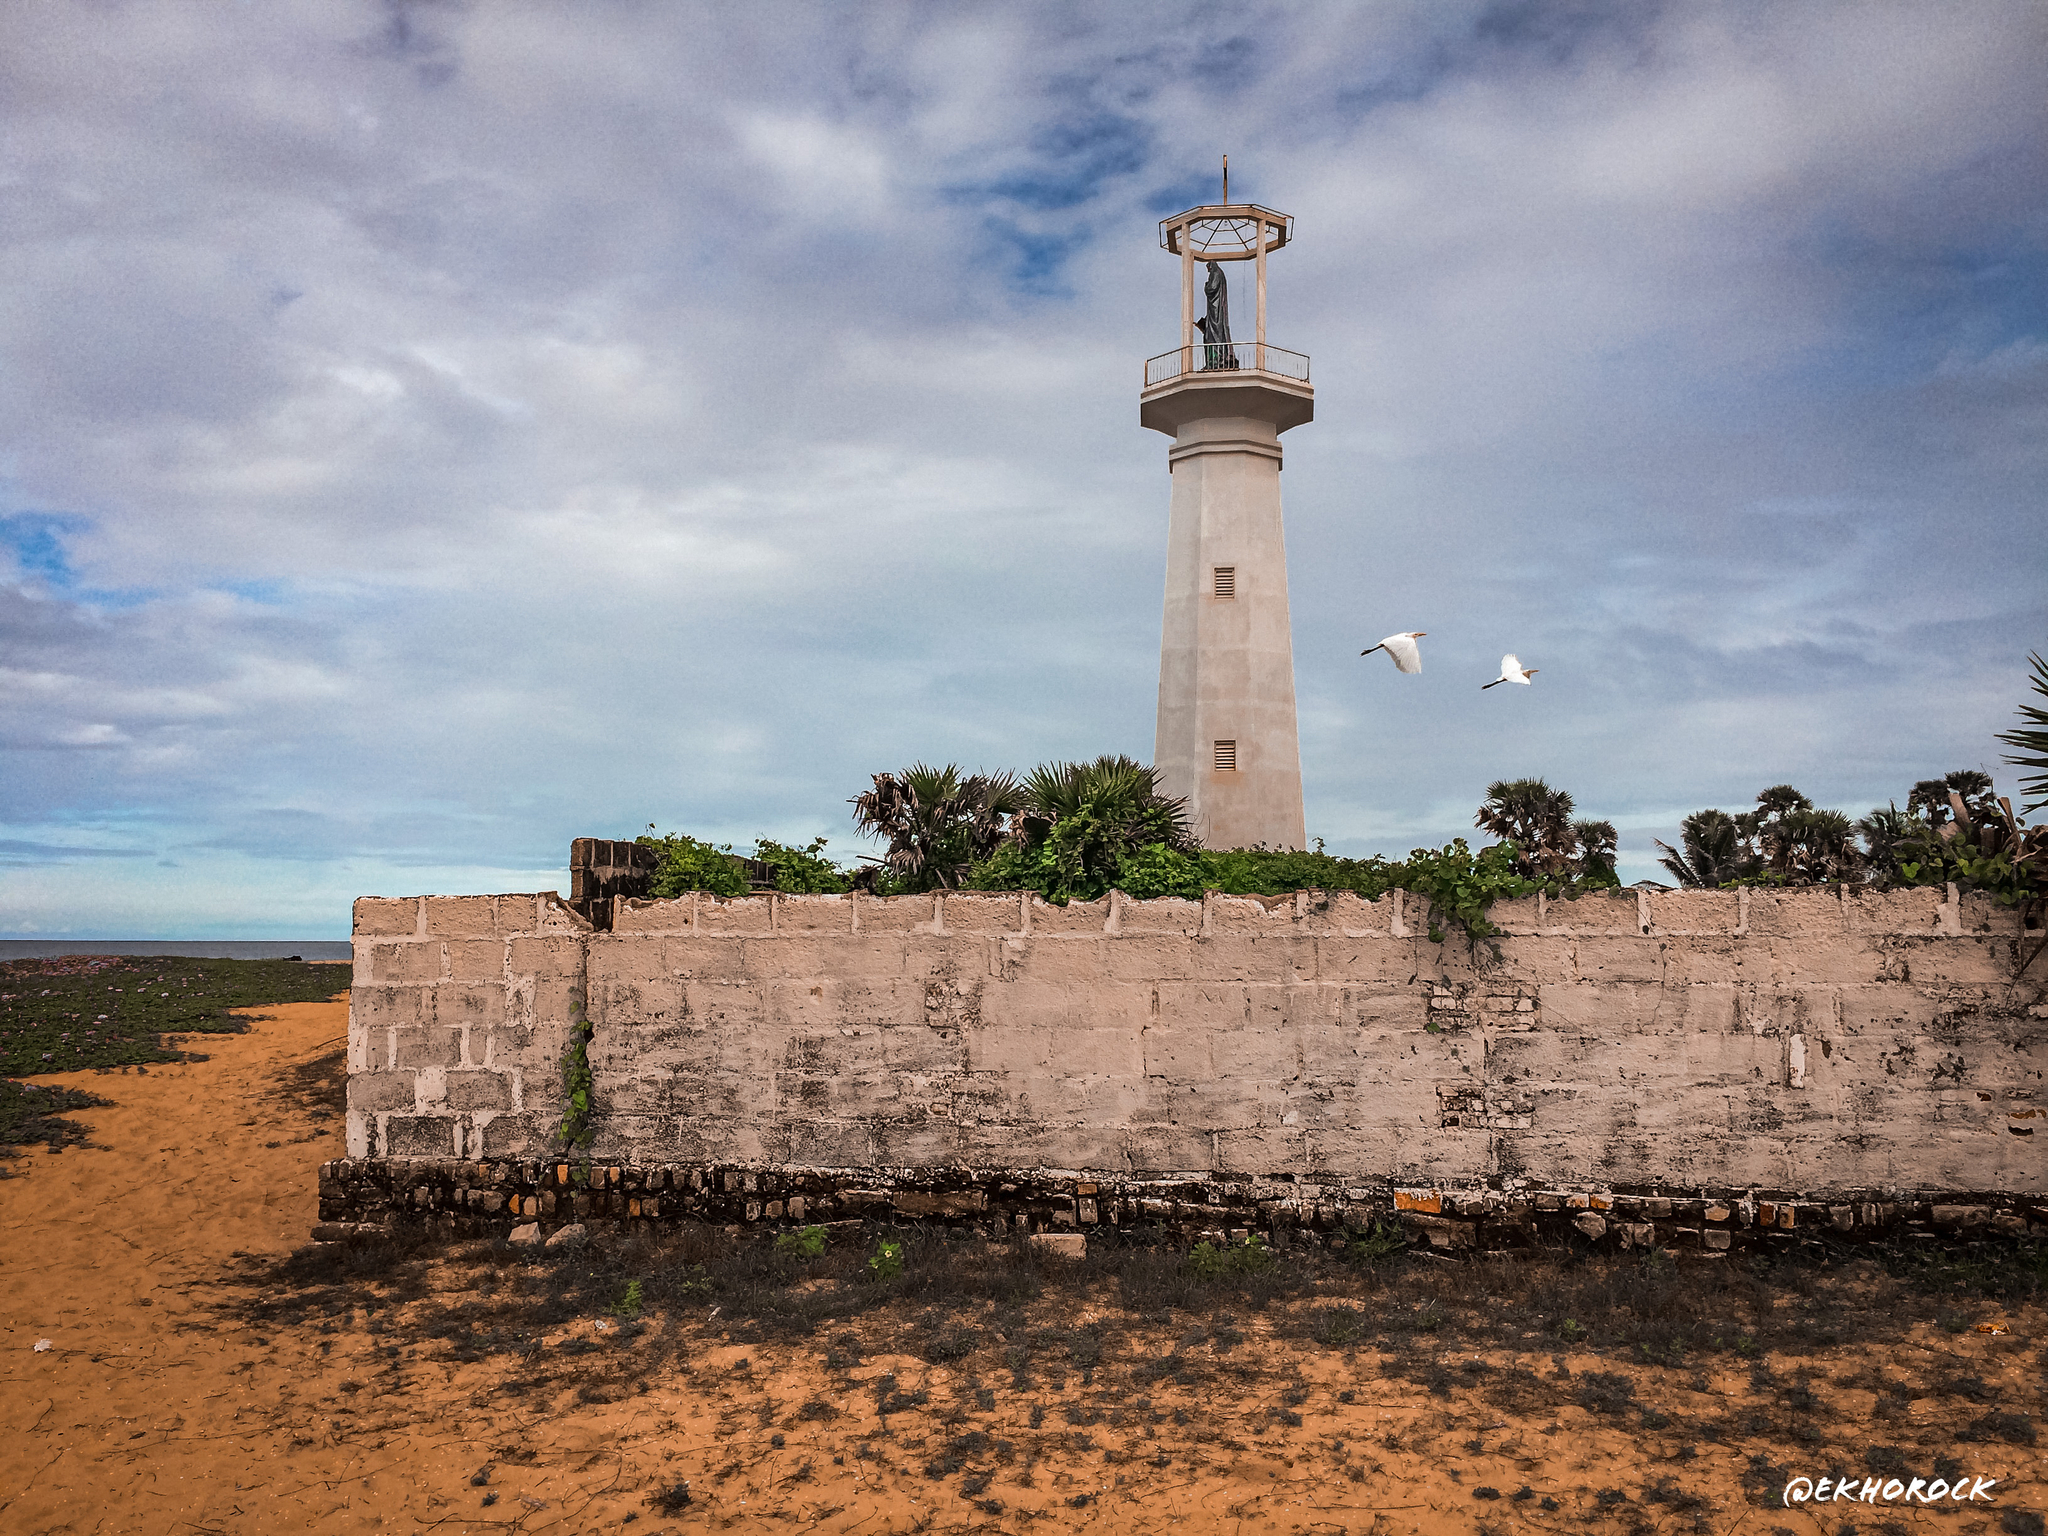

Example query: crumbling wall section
[567,838,658,929]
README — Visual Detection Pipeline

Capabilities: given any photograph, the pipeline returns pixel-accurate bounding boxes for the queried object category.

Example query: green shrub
[1340,1220,1407,1266]
[867,1238,905,1282]
[1193,845,1402,897]
[753,838,850,894]
[636,828,854,895]
[1190,1233,1276,1279]
[945,764,1623,936]
[1112,842,1209,900]
[1868,768,2046,915]
[967,835,1589,940]
[638,828,747,898]
[1200,838,1585,942]
[775,1225,829,1262]
[962,756,1194,904]
[1397,837,1541,941]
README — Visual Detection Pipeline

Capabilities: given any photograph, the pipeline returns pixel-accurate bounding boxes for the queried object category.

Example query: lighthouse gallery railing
[1144,343,1310,389]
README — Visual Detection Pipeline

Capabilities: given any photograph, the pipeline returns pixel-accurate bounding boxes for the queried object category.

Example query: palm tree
[1660,786,1863,887]
[1475,778,1578,879]
[1012,755,1193,849]
[1908,769,1999,826]
[1572,819,1619,883]
[1752,784,1812,821]
[1997,651,2048,814]
[1856,803,1915,884]
[1743,786,1827,881]
[1766,807,1865,884]
[850,763,1021,891]
[1656,809,1757,888]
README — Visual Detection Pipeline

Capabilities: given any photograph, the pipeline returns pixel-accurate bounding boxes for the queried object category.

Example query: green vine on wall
[558,1008,595,1151]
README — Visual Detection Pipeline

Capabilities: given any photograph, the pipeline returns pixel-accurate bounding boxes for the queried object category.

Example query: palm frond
[1996,650,2048,814]
[1655,839,1702,888]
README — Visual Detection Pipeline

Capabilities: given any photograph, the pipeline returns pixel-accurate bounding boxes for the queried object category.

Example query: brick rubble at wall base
[315,1158,2048,1255]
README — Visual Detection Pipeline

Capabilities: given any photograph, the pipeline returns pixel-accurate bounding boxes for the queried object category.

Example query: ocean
[0,940,353,961]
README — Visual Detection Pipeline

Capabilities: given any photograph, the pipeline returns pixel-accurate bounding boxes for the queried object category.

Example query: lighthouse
[1142,186,1311,850]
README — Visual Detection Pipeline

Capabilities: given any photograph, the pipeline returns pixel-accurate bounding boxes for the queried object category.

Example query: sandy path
[1,993,2041,1534]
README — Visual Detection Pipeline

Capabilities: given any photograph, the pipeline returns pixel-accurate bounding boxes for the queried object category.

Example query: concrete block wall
[348,884,2046,1201]
[347,893,595,1161]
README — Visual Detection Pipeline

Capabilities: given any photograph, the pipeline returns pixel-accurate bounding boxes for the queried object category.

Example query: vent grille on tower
[1213,566,1236,599]
[1213,740,1237,773]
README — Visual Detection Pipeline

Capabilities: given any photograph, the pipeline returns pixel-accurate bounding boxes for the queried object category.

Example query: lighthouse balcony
[1140,343,1313,437]
[1144,342,1309,388]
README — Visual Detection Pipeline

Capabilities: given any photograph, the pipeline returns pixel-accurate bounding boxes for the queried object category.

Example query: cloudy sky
[3,1,2043,938]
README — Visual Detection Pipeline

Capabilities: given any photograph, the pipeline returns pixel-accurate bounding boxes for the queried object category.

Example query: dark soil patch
[0,954,346,1077]
[0,1077,112,1163]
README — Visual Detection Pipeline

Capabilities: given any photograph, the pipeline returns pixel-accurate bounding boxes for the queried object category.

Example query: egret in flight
[1481,654,1538,689]
[1360,631,1425,674]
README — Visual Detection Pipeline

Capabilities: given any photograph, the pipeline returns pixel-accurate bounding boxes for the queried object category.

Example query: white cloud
[1,0,2043,935]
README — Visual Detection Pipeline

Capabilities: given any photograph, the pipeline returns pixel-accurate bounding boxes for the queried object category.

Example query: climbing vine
[557,1009,595,1151]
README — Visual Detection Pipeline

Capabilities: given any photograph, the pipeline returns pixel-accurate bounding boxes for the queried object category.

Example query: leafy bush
[1189,1234,1276,1279]
[637,828,854,895]
[1111,841,1210,900]
[968,834,1600,940]
[1885,792,2046,914]
[752,837,849,893]
[1396,838,1539,941]
[943,760,1620,935]
[1190,845,1401,896]
[775,1225,829,1262]
[1340,1220,1408,1267]
[867,1238,905,1282]
[638,828,748,898]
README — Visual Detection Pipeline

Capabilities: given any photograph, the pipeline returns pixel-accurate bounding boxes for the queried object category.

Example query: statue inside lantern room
[1195,260,1238,370]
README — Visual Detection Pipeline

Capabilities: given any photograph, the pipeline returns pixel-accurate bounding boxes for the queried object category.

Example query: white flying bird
[1481,654,1538,689]
[1359,631,1425,674]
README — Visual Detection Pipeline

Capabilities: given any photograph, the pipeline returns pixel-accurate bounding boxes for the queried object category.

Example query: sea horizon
[0,939,353,961]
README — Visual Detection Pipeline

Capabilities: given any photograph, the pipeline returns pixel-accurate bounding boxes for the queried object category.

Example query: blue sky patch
[0,512,88,585]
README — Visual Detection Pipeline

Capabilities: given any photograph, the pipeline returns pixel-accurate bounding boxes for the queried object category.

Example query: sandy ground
[2,992,2044,1535]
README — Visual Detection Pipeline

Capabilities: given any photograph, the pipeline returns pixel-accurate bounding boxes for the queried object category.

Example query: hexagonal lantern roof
[1157,204,1291,262]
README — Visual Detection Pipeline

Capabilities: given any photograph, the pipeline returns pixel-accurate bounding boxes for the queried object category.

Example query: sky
[2,1,2044,938]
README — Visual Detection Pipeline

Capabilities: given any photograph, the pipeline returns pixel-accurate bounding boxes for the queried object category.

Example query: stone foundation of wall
[313,1157,2048,1254]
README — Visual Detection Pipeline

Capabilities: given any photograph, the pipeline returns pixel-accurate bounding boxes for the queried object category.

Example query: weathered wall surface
[346,885,2046,1205]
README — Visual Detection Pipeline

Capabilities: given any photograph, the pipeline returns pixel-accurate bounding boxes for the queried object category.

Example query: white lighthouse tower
[1142,181,1311,850]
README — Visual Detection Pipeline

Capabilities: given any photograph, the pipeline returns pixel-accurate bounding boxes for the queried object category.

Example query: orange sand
[2,993,2042,1533]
